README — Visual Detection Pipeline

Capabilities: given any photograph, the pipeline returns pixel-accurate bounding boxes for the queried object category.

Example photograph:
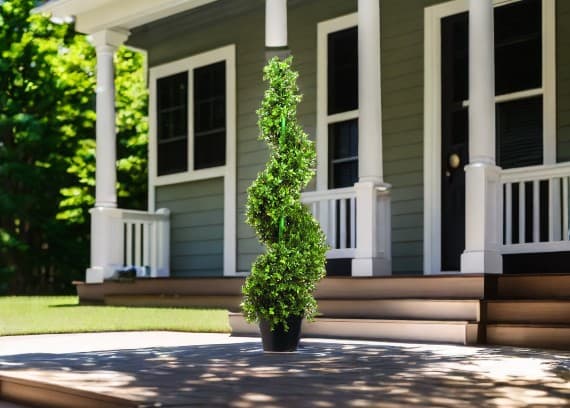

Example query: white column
[91,29,129,208]
[352,0,391,276]
[460,0,502,274]
[87,29,129,283]
[265,0,289,60]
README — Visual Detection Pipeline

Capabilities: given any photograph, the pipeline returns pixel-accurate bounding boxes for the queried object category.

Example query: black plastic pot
[259,316,303,352]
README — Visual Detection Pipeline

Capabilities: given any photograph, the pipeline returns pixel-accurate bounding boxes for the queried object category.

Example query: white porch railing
[501,163,570,254]
[88,207,170,282]
[301,187,356,259]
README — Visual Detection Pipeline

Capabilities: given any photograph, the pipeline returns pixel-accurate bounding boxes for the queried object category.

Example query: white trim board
[316,13,358,191]
[148,44,237,276]
[423,0,557,275]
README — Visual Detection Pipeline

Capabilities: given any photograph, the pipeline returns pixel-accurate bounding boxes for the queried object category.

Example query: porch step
[486,324,570,350]
[0,375,135,408]
[486,300,570,324]
[104,294,242,311]
[317,299,481,321]
[315,276,486,299]
[228,313,480,346]
[496,274,570,299]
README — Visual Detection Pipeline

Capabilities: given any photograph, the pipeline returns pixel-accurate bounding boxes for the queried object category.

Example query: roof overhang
[33,0,218,34]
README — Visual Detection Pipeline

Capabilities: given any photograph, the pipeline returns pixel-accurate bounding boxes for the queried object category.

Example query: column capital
[90,28,130,50]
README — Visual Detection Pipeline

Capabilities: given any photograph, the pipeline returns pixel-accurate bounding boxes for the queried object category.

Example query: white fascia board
[33,0,218,34]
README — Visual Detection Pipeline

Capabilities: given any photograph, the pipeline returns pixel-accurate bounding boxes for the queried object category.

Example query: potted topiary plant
[242,56,328,352]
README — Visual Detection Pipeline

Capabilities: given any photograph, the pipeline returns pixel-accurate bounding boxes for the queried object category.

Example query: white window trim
[423,0,556,275]
[316,13,358,191]
[148,44,237,276]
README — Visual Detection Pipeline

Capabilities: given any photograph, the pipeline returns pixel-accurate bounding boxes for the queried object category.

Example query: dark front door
[439,0,544,271]
[441,12,468,271]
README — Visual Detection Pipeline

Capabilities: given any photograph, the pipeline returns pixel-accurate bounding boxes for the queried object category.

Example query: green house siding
[131,0,569,276]
[156,179,224,277]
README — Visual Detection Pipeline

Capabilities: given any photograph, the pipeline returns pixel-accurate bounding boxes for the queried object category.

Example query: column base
[460,250,502,274]
[352,257,392,277]
[86,267,104,284]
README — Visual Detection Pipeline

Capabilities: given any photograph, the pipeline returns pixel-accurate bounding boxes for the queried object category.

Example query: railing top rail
[501,162,570,183]
[301,187,356,203]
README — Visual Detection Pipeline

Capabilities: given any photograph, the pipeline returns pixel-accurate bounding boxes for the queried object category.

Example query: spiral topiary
[242,56,328,331]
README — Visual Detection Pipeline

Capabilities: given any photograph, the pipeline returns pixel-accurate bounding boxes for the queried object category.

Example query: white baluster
[519,182,525,244]
[125,222,133,266]
[339,199,347,249]
[549,178,561,241]
[505,183,512,245]
[135,222,142,267]
[329,199,337,249]
[350,197,357,248]
[562,177,568,241]
[143,222,151,267]
[533,180,540,243]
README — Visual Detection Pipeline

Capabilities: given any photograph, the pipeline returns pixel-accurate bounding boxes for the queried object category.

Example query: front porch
[75,273,570,350]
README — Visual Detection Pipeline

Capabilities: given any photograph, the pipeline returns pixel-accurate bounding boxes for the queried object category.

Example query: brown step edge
[486,324,570,350]
[496,274,570,299]
[228,313,480,346]
[0,375,139,408]
[104,294,242,312]
[486,300,570,324]
[317,299,481,321]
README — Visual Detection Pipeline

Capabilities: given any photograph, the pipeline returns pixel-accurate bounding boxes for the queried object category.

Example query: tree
[0,0,147,293]
[241,57,327,332]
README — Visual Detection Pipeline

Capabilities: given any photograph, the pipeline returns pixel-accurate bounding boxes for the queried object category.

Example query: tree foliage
[0,0,147,293]
[242,57,327,330]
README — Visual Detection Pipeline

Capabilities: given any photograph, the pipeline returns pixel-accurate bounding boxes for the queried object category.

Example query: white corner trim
[316,13,358,191]
[423,0,557,275]
[148,44,237,277]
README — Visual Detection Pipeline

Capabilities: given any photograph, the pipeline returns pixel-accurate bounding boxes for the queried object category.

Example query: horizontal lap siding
[156,179,224,277]
[557,0,570,162]
[382,0,442,274]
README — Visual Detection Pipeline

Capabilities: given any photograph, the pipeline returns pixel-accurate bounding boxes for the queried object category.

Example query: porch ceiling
[33,0,218,34]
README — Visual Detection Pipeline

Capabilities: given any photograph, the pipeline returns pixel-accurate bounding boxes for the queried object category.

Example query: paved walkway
[0,332,568,407]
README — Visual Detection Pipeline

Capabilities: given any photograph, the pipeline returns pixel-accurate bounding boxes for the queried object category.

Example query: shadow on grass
[0,339,568,407]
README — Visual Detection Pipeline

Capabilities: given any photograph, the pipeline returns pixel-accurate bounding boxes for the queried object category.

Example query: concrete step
[104,294,242,311]
[496,274,570,299]
[0,375,135,408]
[486,324,570,350]
[317,299,481,321]
[229,313,480,346]
[486,300,570,324]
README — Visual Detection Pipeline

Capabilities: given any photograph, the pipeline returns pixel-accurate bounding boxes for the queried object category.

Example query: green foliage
[242,57,328,331]
[0,0,147,294]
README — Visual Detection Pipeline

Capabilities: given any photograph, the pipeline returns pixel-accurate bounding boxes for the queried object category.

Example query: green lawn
[0,296,230,336]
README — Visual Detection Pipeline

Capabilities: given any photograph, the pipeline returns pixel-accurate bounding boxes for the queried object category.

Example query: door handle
[448,153,461,170]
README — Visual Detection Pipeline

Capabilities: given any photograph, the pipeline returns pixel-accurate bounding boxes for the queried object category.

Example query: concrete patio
[0,332,568,407]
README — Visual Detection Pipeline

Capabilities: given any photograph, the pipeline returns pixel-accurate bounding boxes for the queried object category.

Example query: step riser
[318,300,480,321]
[487,326,570,350]
[487,302,570,324]
[496,275,570,299]
[229,314,478,346]
[104,295,242,312]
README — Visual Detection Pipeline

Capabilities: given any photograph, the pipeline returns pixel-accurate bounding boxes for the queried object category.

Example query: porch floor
[1,332,568,408]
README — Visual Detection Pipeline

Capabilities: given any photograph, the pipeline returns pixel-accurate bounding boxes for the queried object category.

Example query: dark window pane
[496,96,542,169]
[195,131,225,170]
[328,27,358,115]
[158,139,188,176]
[157,72,188,175]
[157,72,188,141]
[194,61,226,169]
[328,119,358,189]
[495,0,541,94]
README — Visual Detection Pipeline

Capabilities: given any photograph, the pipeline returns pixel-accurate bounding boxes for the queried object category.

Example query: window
[317,14,359,190]
[150,45,235,184]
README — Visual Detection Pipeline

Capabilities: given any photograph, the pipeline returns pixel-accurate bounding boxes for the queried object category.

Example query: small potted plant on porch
[242,56,328,352]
